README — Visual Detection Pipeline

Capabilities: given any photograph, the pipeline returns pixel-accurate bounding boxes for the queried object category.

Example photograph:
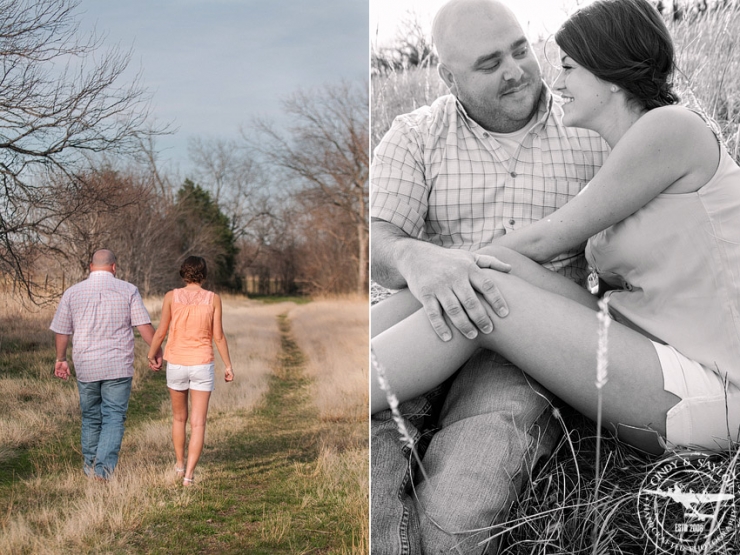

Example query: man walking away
[51,249,162,480]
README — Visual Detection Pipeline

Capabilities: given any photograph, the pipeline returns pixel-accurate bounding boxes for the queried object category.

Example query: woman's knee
[172,411,188,424]
[189,418,207,432]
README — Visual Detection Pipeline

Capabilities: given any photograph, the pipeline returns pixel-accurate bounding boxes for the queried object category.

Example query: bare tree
[188,137,274,243]
[0,0,160,297]
[372,10,438,75]
[249,80,369,296]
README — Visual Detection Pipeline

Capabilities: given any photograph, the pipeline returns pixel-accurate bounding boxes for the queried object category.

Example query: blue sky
[76,0,368,177]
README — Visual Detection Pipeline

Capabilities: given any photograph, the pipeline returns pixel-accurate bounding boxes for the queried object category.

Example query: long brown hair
[555,0,678,110]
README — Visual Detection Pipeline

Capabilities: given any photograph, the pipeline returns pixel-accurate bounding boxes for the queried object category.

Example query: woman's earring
[610,85,618,93]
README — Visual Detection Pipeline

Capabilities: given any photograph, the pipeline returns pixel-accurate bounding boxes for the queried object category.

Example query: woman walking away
[148,256,234,486]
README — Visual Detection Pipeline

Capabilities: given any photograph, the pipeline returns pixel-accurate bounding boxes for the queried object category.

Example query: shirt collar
[89,270,115,278]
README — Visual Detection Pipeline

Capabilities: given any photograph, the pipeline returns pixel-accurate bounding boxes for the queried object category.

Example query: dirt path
[0,299,365,554]
[128,302,359,554]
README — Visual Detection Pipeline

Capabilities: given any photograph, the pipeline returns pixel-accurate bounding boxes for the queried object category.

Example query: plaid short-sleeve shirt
[50,271,151,382]
[371,85,610,282]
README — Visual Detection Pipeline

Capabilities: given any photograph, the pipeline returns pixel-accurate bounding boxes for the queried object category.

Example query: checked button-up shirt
[371,85,610,284]
[50,271,151,382]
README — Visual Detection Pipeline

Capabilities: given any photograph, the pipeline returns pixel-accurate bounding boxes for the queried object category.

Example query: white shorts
[166,362,215,392]
[653,342,740,451]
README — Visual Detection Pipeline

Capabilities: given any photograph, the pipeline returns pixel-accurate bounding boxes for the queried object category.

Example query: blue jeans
[77,377,133,479]
[371,350,562,554]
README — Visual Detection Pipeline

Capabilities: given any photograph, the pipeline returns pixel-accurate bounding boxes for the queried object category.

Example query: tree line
[0,0,368,301]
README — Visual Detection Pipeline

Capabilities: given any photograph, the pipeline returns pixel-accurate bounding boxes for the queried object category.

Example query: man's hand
[54,360,71,380]
[398,241,511,341]
[148,348,163,371]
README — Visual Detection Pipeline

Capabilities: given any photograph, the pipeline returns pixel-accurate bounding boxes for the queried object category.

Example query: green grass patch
[0,308,365,554]
[126,314,361,554]
[128,367,168,423]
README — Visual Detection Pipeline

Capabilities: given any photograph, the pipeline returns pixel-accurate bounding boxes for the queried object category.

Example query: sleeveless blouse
[585,142,740,383]
[164,288,215,365]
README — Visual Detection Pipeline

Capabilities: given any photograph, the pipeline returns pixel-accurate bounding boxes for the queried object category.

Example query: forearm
[139,323,165,370]
[213,337,232,368]
[371,219,440,289]
[489,225,558,263]
[146,329,167,358]
[55,334,70,361]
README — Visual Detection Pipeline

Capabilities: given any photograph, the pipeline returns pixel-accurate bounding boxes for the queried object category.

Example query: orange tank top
[164,288,215,365]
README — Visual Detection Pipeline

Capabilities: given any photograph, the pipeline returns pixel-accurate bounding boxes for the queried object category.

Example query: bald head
[431,0,542,132]
[433,0,522,67]
[90,249,117,273]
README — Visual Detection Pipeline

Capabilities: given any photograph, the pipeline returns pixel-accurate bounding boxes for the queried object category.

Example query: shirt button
[509,219,516,225]
[482,132,489,138]
[510,171,517,177]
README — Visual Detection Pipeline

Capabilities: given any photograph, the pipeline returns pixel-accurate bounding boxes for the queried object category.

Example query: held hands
[147,348,163,371]
[224,366,234,382]
[54,360,71,380]
[400,243,511,341]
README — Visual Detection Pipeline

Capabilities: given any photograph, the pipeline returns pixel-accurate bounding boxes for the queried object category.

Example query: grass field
[0,293,368,554]
[371,5,740,554]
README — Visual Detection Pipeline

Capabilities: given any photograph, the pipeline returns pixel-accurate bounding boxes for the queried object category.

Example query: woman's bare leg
[372,290,422,338]
[184,390,211,484]
[371,269,680,450]
[371,247,599,409]
[169,388,188,473]
[371,246,598,339]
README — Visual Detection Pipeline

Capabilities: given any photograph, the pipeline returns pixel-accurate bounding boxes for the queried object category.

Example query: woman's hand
[224,366,234,382]
[474,246,514,272]
[147,348,163,371]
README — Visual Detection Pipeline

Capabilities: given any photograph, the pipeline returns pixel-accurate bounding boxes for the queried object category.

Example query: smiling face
[435,0,542,133]
[552,51,614,132]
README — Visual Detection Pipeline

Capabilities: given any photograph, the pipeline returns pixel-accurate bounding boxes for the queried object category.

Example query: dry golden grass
[0,380,79,452]
[0,461,184,554]
[371,67,446,151]
[0,297,292,553]
[669,7,740,157]
[1,294,369,553]
[0,293,56,352]
[288,297,369,424]
[207,297,287,415]
[0,294,79,468]
[288,296,369,553]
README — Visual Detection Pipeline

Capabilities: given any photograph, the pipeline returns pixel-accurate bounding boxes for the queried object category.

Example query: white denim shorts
[166,362,215,392]
[653,341,740,451]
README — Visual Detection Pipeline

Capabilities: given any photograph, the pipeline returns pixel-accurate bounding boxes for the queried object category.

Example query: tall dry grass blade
[592,296,611,552]
[370,348,429,485]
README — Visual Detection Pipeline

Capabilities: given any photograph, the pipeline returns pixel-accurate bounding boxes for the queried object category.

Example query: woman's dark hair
[555,0,678,110]
[180,256,207,284]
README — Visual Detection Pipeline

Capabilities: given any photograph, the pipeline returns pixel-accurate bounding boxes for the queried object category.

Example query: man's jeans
[77,377,133,479]
[371,350,562,555]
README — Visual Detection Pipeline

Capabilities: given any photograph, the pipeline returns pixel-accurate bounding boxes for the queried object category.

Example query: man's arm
[136,323,163,369]
[53,334,71,380]
[372,218,511,341]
